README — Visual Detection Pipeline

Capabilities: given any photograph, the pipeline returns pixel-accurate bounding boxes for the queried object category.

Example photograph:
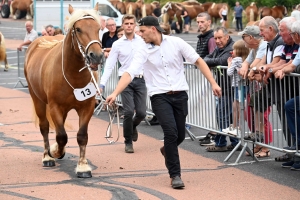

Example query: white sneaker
[228,127,241,136]
[222,124,233,133]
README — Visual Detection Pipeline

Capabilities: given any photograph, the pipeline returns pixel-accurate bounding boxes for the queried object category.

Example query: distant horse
[207,3,229,25]
[260,5,287,19]
[126,0,144,20]
[10,0,33,19]
[181,0,202,6]
[245,2,258,22]
[24,4,103,178]
[0,32,9,71]
[110,0,126,14]
[202,2,214,12]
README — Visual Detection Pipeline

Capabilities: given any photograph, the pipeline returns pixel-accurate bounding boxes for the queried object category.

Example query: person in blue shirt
[234,2,244,31]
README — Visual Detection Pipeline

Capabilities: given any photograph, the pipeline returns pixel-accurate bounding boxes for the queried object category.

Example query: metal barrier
[14,46,28,88]
[94,62,300,164]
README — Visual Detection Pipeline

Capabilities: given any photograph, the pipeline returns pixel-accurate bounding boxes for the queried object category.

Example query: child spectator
[223,39,249,136]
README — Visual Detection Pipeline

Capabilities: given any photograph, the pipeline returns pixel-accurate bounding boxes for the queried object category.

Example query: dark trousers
[150,91,188,178]
[275,100,293,146]
[120,77,147,144]
[235,17,243,31]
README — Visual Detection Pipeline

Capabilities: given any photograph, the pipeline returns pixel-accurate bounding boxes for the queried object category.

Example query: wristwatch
[251,67,257,71]
[268,68,273,73]
[103,48,106,52]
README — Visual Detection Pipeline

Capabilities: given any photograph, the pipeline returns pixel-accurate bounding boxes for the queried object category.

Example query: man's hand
[263,71,271,84]
[104,51,109,58]
[275,69,285,79]
[258,65,268,73]
[212,83,222,98]
[238,65,249,79]
[248,70,256,81]
[105,93,117,106]
[17,46,22,51]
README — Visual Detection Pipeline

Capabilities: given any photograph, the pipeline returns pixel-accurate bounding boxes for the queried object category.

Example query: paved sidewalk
[0,86,300,200]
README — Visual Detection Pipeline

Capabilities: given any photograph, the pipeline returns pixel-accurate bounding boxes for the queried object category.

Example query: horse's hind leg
[75,107,94,178]
[28,87,55,167]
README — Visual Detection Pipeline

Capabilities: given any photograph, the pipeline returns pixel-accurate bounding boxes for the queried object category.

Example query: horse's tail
[250,8,254,21]
[128,4,132,14]
[33,104,73,131]
[142,4,146,17]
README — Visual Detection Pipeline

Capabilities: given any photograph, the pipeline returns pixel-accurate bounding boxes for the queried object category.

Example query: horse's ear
[69,4,74,14]
[94,2,99,11]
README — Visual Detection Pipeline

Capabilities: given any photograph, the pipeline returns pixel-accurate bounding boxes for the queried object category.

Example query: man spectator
[102,18,118,58]
[196,12,217,145]
[45,25,55,36]
[152,3,161,22]
[17,21,38,51]
[100,15,147,153]
[196,12,217,58]
[99,16,108,41]
[234,2,244,31]
[105,16,221,189]
[275,20,300,170]
[204,27,239,152]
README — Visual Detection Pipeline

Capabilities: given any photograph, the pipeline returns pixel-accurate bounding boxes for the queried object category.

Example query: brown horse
[207,3,229,25]
[245,2,258,22]
[10,0,33,19]
[24,4,103,178]
[110,0,126,14]
[260,5,287,19]
[202,2,214,12]
[126,0,144,20]
[0,32,9,71]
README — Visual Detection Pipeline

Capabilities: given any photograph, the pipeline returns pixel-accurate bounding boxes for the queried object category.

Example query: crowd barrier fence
[14,46,28,88]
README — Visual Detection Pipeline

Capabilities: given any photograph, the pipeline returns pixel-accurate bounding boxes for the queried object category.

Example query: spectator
[224,39,249,136]
[17,21,38,51]
[234,2,244,31]
[100,14,147,154]
[196,12,217,146]
[41,29,48,36]
[105,16,221,189]
[219,4,228,28]
[204,27,239,152]
[102,18,118,58]
[117,27,124,39]
[152,3,161,22]
[174,4,190,34]
[170,20,182,34]
[45,25,55,36]
[54,28,63,36]
[134,25,141,36]
[99,16,108,41]
[238,25,271,157]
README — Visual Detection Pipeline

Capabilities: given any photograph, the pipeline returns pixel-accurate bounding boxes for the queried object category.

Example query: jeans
[215,95,239,147]
[235,17,243,31]
[285,97,300,146]
[120,77,147,144]
[150,91,188,178]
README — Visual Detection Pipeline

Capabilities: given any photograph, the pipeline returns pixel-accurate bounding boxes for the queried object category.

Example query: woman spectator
[219,4,228,28]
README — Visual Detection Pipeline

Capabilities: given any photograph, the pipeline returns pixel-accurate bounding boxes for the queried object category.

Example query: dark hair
[214,26,228,35]
[54,28,63,36]
[117,27,124,33]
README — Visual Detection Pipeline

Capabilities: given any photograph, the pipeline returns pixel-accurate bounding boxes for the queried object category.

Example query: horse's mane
[185,0,198,2]
[38,39,63,49]
[67,8,99,30]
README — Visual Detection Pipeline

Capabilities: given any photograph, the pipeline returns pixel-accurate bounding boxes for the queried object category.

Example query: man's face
[214,30,229,49]
[279,23,294,45]
[106,19,116,33]
[25,23,33,33]
[259,22,273,42]
[196,16,211,33]
[46,27,55,36]
[122,19,136,35]
[139,26,155,43]
[290,32,300,44]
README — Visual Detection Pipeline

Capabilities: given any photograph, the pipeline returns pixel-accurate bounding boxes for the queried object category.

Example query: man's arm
[195,58,221,97]
[17,40,32,51]
[204,50,230,67]
[208,37,216,54]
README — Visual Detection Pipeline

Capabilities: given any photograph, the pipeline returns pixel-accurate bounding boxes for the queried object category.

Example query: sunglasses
[242,34,250,40]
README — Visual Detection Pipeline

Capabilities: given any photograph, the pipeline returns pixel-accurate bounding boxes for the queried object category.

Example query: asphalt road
[1,20,300,191]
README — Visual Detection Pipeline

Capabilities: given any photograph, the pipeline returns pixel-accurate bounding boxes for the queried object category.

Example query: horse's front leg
[4,54,9,71]
[48,106,67,160]
[26,7,32,19]
[75,106,94,178]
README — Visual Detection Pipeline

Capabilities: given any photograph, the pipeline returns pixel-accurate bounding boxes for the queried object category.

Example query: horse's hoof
[57,152,65,159]
[43,160,55,167]
[77,171,92,178]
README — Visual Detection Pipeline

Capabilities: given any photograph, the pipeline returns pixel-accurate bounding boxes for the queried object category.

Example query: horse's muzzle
[87,52,104,71]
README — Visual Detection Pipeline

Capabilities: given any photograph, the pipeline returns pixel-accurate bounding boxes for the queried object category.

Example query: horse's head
[162,2,172,14]
[283,6,288,16]
[68,4,103,71]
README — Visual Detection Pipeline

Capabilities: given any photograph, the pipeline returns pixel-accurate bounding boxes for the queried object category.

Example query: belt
[166,91,181,95]
[134,75,143,78]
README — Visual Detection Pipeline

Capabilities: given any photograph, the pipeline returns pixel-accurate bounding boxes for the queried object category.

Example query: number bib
[73,83,97,101]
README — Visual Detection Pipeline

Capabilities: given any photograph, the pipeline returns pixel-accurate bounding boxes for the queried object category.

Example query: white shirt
[24,29,38,42]
[126,34,199,96]
[292,46,300,66]
[100,34,145,86]
[99,27,108,41]
[266,45,284,64]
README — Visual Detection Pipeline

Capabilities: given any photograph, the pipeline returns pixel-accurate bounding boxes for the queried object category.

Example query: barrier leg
[185,128,197,141]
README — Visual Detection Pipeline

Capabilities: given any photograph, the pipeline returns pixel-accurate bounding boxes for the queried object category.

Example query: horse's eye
[76,28,81,33]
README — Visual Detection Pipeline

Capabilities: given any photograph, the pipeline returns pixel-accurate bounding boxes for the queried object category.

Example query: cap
[138,16,165,32]
[238,26,260,37]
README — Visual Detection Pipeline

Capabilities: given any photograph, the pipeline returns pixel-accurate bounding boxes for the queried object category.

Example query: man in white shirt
[100,14,147,154]
[99,16,108,41]
[17,21,38,51]
[105,16,221,189]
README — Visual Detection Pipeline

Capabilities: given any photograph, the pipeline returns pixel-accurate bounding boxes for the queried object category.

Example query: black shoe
[125,144,134,153]
[171,176,185,189]
[244,132,264,142]
[149,116,159,125]
[132,127,138,142]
